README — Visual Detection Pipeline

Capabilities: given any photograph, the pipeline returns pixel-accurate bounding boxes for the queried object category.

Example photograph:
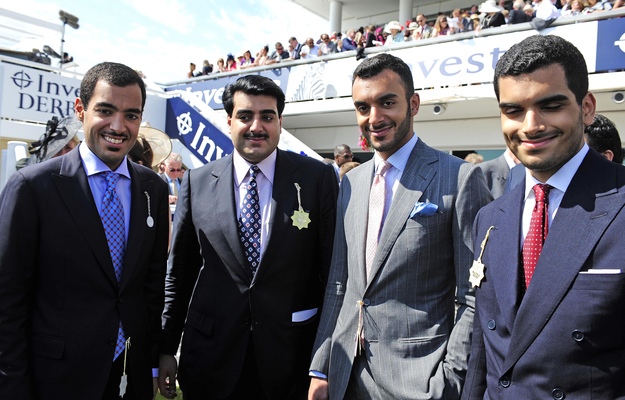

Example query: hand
[308,377,329,400]
[158,354,178,399]
[168,195,177,205]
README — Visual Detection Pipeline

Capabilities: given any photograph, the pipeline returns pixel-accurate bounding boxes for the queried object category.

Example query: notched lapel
[54,152,118,286]
[367,141,438,287]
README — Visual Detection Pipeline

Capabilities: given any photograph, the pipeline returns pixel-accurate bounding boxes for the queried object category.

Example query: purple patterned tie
[100,172,126,360]
[239,165,262,275]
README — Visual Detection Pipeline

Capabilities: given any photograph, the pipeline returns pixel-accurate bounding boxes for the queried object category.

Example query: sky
[1,0,329,84]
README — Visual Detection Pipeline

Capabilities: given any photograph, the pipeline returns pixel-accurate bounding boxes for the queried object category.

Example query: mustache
[366,122,395,132]
[243,132,269,139]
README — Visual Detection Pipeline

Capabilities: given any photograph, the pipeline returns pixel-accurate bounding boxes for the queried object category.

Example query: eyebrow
[93,101,142,114]
[499,94,570,109]
[235,109,278,116]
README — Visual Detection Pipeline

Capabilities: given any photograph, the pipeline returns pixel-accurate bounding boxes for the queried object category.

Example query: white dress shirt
[233,149,277,260]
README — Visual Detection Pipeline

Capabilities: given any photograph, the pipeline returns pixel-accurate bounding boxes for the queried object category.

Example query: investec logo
[12,69,78,118]
[176,111,225,162]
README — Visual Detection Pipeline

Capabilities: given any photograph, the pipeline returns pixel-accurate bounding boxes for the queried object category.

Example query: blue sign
[596,18,625,72]
[165,97,233,163]
[164,68,290,110]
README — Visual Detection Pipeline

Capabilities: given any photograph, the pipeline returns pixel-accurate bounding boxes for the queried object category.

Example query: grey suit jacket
[310,139,492,399]
[478,154,511,199]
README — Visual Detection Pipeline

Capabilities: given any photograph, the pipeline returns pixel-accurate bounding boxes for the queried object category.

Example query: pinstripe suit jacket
[310,139,492,399]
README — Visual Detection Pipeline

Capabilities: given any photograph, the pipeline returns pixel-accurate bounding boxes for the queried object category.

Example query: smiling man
[308,53,491,400]
[463,35,625,399]
[158,75,337,399]
[0,62,170,399]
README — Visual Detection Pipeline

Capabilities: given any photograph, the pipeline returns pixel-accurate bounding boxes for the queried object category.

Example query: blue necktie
[239,165,262,275]
[100,172,126,360]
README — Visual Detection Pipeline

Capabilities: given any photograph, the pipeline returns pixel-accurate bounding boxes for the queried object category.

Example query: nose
[109,112,125,133]
[368,106,384,127]
[249,116,264,133]
[522,109,545,136]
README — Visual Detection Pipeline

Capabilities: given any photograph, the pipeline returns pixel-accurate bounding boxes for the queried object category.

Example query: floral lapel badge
[291,183,311,230]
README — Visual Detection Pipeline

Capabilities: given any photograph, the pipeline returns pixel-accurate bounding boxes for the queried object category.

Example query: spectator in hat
[225,54,238,71]
[478,0,506,28]
[16,116,81,170]
[384,20,404,44]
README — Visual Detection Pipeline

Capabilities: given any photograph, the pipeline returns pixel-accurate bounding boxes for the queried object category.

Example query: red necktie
[522,183,552,289]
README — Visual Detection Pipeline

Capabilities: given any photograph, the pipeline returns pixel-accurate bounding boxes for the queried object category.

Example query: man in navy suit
[463,35,625,399]
[0,62,170,399]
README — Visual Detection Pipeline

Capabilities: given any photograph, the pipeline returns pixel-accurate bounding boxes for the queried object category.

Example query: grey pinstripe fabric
[310,139,492,399]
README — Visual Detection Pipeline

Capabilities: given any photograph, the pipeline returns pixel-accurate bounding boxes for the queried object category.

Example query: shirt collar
[79,142,131,179]
[524,143,588,199]
[373,133,418,173]
[233,149,277,187]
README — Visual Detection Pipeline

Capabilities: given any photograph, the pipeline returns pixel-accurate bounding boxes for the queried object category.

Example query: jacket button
[108,337,116,346]
[363,298,371,306]
[499,376,510,388]
[552,388,565,399]
[572,330,584,342]
[487,320,496,330]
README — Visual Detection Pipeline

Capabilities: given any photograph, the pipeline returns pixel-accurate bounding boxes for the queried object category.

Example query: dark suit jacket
[463,150,625,399]
[161,150,337,399]
[478,154,511,199]
[0,148,170,399]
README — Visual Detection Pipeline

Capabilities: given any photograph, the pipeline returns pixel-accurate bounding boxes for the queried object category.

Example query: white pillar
[329,1,343,34]
[399,0,413,25]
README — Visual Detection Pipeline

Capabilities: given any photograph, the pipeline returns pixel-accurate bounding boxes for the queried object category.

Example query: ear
[581,92,596,127]
[410,93,420,117]
[74,98,85,122]
[227,115,232,133]
[602,149,615,162]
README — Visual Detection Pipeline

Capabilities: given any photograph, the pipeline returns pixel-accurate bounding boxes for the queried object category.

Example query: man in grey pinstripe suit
[308,54,492,400]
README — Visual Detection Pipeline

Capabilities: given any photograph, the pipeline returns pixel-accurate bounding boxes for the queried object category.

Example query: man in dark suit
[478,148,519,199]
[159,152,183,205]
[0,62,170,399]
[463,35,625,399]
[308,53,491,400]
[158,75,337,400]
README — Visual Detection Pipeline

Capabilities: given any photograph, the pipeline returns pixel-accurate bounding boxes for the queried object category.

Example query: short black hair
[80,62,146,110]
[352,53,414,103]
[585,114,623,164]
[222,75,286,117]
[494,35,588,105]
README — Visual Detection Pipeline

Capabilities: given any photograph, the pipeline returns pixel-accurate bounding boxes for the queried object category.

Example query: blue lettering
[19,93,34,110]
[46,81,60,96]
[467,53,485,73]
[417,60,438,78]
[491,47,506,70]
[202,89,216,103]
[36,96,48,112]
[213,87,225,104]
[440,57,462,76]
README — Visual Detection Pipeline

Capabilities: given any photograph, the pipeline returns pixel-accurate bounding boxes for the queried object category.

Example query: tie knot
[533,183,552,203]
[104,172,120,190]
[249,165,260,180]
[376,161,392,177]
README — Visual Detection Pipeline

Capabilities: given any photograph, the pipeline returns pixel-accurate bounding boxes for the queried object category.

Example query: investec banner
[0,63,80,122]
[165,18,625,109]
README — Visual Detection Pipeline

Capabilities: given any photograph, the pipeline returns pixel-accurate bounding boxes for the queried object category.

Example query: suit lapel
[212,156,254,282]
[349,160,376,289]
[120,162,149,289]
[487,183,525,330]
[254,151,298,283]
[367,140,438,288]
[503,151,625,372]
[53,150,118,286]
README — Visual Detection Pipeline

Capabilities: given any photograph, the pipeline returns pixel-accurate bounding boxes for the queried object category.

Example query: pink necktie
[365,161,391,278]
[522,183,552,289]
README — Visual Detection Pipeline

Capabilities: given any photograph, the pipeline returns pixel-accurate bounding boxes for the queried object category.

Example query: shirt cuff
[309,370,328,379]
[152,368,159,378]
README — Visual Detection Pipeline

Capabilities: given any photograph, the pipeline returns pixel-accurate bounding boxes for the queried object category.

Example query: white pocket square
[410,201,438,218]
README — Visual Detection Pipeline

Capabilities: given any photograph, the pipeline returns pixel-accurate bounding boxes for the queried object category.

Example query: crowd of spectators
[184,0,624,78]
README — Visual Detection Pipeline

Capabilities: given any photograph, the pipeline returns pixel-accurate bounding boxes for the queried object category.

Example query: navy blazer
[463,149,625,399]
[0,148,170,399]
